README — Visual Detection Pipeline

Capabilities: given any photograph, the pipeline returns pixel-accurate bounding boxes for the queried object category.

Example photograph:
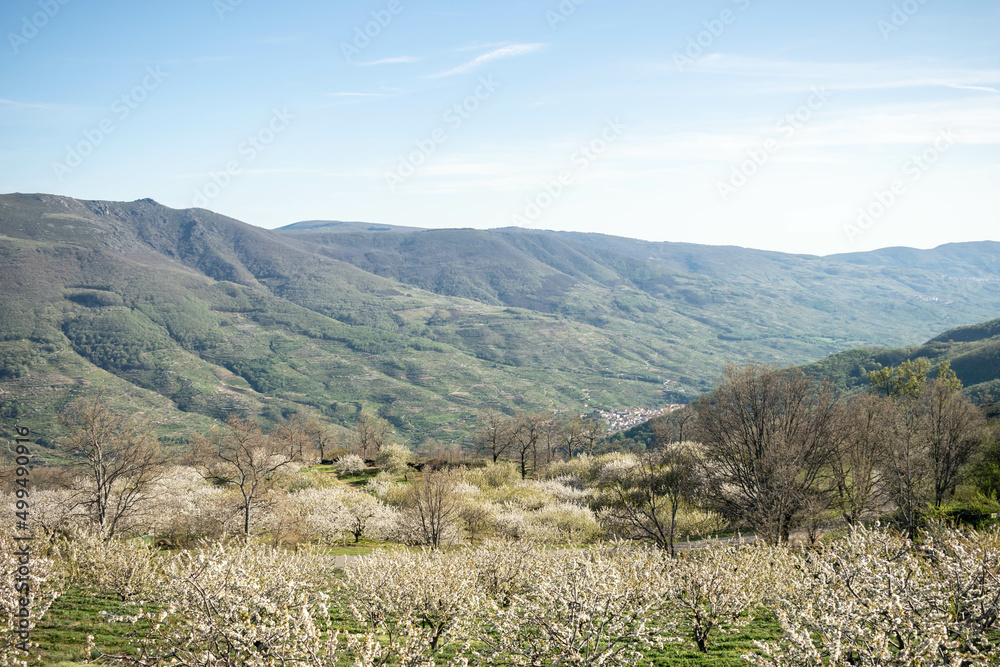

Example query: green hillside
[1,193,999,448]
[279,223,1000,361]
[805,318,1000,401]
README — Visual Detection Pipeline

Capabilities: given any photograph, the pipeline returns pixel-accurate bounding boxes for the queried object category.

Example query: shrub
[335,454,366,474]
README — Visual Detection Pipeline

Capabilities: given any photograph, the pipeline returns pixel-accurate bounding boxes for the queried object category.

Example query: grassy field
[34,589,143,666]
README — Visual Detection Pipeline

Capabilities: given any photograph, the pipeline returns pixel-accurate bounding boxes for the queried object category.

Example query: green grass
[311,541,382,557]
[641,614,783,666]
[32,589,142,665]
[338,468,381,487]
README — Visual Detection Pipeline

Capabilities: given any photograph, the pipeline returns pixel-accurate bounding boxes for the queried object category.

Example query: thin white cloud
[946,84,1000,94]
[431,43,546,78]
[361,56,419,66]
[326,92,390,98]
[614,100,1000,169]
[319,89,404,108]
[0,98,53,110]
[670,54,1000,94]
[374,95,1000,200]
[452,41,513,53]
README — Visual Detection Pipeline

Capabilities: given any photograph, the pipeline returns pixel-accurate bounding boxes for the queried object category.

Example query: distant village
[593,405,685,433]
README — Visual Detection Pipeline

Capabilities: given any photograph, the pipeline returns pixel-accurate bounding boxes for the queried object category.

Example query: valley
[1,193,999,447]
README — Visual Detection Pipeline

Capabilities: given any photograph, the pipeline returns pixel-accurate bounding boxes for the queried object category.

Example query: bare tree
[421,438,467,465]
[649,407,695,447]
[473,409,518,464]
[272,416,314,463]
[512,414,540,480]
[695,364,839,544]
[877,399,929,538]
[577,417,608,456]
[555,416,584,460]
[832,393,893,526]
[868,361,932,537]
[922,363,986,506]
[535,416,561,468]
[867,360,986,535]
[652,423,708,554]
[602,440,705,556]
[406,470,459,548]
[355,411,393,459]
[277,413,338,463]
[458,501,492,545]
[192,417,298,537]
[60,394,165,540]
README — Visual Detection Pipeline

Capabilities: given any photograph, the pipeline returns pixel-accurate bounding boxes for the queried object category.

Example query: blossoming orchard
[3,361,1000,665]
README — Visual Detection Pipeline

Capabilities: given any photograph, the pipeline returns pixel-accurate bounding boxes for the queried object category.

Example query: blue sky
[1,0,998,255]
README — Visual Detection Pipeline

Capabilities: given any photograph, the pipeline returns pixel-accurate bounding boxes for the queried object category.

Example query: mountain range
[1,193,998,449]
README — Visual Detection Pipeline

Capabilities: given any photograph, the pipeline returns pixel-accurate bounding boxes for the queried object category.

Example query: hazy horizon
[8,189,1000,259]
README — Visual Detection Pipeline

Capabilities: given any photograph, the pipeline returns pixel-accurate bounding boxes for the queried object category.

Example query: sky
[1,0,998,255]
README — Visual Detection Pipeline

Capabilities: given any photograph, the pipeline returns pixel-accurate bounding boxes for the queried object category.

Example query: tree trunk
[669,502,678,558]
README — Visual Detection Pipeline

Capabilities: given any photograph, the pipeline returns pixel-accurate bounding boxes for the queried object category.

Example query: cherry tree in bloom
[663,541,797,653]
[1,533,62,667]
[345,548,481,658]
[334,453,366,474]
[57,532,163,603]
[100,540,344,667]
[474,544,670,666]
[747,526,1000,666]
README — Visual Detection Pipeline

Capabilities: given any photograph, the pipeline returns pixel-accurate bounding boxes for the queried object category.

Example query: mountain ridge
[2,192,999,447]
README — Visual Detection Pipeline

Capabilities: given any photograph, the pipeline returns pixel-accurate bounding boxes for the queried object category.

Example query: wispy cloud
[360,56,419,66]
[431,43,546,78]
[452,41,513,53]
[946,84,1000,94]
[0,98,53,110]
[668,54,1000,94]
[326,92,390,98]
